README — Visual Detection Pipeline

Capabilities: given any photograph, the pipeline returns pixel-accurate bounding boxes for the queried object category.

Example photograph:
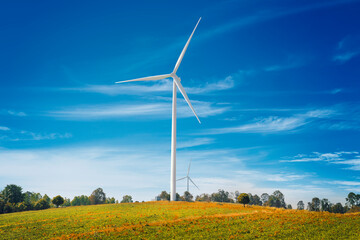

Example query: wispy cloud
[177,138,214,149]
[47,99,228,120]
[0,128,72,141]
[0,126,10,131]
[333,51,360,63]
[204,109,335,135]
[282,151,360,171]
[59,76,234,96]
[333,35,360,63]
[1,110,27,117]
[263,59,305,72]
[236,170,308,182]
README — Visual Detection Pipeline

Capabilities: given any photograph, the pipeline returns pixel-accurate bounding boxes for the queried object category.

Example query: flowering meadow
[0,201,359,239]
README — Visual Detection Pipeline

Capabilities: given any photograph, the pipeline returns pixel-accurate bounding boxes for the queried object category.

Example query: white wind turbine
[116,18,202,201]
[177,160,199,193]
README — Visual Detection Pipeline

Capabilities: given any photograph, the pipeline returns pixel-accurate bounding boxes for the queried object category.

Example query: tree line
[0,184,133,214]
[157,189,360,214]
[2,184,359,215]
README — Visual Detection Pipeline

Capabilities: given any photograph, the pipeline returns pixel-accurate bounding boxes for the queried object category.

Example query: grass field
[1,201,359,239]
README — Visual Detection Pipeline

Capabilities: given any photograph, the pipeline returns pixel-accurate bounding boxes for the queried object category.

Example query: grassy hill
[0,201,359,239]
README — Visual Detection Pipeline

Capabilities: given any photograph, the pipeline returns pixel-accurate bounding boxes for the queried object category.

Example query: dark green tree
[331,202,345,213]
[52,195,65,208]
[89,188,106,205]
[287,204,292,209]
[121,195,133,203]
[2,184,24,204]
[311,197,321,211]
[238,193,250,207]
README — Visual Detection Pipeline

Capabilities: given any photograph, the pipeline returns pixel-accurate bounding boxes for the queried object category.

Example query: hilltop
[0,201,359,239]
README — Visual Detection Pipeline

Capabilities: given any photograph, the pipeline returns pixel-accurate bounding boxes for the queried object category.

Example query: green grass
[0,202,359,239]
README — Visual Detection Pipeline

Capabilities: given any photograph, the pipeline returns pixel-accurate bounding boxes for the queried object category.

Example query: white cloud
[1,110,27,117]
[47,99,228,120]
[235,170,308,182]
[177,138,214,149]
[0,128,72,141]
[282,151,360,171]
[204,109,334,135]
[0,126,10,131]
[60,76,234,96]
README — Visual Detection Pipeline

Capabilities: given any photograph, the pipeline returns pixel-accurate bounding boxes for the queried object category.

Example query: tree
[306,202,312,211]
[331,202,345,214]
[321,198,330,212]
[311,197,320,211]
[52,195,65,208]
[272,190,286,208]
[0,198,5,214]
[71,196,81,206]
[34,199,50,210]
[89,188,106,205]
[346,192,360,207]
[287,204,292,209]
[211,189,231,203]
[63,198,71,207]
[238,193,250,207]
[43,194,51,204]
[183,191,193,202]
[2,184,24,204]
[261,193,269,206]
[106,197,116,204]
[17,202,33,211]
[250,194,262,206]
[159,191,170,201]
[121,195,133,203]
[297,200,304,210]
[195,193,211,202]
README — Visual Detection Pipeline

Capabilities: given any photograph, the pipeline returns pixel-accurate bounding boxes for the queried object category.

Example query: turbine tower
[177,160,199,192]
[116,18,202,201]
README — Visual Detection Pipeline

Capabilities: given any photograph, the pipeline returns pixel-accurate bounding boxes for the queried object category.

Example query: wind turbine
[115,18,202,201]
[177,160,199,192]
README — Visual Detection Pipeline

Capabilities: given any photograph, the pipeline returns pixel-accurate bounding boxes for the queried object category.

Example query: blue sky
[1,0,360,206]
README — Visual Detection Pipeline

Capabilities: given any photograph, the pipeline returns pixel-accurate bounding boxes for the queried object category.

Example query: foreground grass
[0,201,359,239]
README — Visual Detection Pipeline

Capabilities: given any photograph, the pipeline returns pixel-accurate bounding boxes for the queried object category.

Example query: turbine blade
[189,177,200,190]
[115,74,171,84]
[173,76,201,124]
[173,17,201,74]
[177,177,187,181]
[187,160,191,176]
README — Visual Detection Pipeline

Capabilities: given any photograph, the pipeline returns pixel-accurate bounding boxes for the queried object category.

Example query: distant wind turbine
[116,18,202,201]
[177,160,199,192]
